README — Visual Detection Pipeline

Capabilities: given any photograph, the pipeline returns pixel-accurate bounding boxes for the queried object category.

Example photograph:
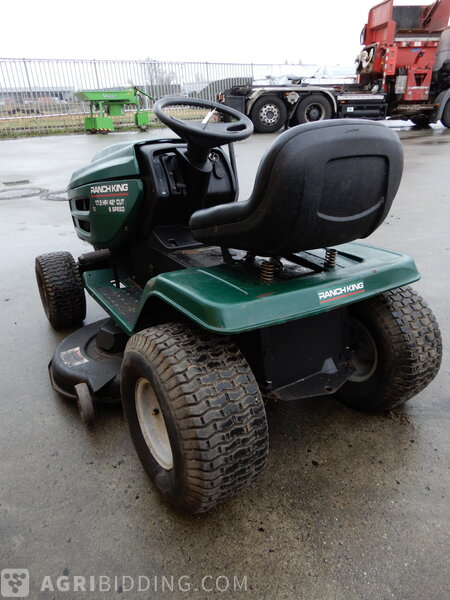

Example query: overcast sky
[2,0,433,65]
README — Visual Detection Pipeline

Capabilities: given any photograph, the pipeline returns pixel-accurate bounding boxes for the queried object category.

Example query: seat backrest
[189,119,404,256]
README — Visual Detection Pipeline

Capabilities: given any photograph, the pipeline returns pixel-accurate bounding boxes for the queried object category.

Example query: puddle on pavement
[0,187,46,200]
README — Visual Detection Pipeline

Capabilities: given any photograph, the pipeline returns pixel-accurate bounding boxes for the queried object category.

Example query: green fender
[134,243,420,334]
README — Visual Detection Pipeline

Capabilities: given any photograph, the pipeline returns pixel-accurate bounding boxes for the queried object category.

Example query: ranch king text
[318,281,365,303]
[90,183,129,195]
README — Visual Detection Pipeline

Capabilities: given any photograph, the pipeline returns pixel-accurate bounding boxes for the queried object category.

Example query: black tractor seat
[189,119,403,256]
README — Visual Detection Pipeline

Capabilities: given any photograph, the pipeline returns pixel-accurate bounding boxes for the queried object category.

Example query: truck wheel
[410,116,430,127]
[35,252,86,329]
[121,322,269,513]
[335,287,442,413]
[250,96,287,133]
[440,99,450,128]
[293,94,333,125]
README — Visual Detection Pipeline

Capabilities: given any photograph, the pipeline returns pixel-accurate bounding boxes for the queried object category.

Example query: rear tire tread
[123,322,268,513]
[336,286,442,412]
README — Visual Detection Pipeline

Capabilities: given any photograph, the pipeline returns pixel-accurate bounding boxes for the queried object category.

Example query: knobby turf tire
[121,322,269,514]
[35,251,86,329]
[335,286,442,413]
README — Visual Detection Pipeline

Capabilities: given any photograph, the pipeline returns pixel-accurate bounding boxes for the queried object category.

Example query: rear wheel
[35,252,86,329]
[293,94,333,125]
[440,99,450,128]
[335,287,442,412]
[250,95,287,133]
[121,322,269,513]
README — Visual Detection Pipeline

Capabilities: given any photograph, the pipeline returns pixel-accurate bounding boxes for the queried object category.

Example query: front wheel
[293,94,333,125]
[35,252,86,329]
[250,95,287,133]
[440,99,450,128]
[335,287,442,413]
[121,322,269,513]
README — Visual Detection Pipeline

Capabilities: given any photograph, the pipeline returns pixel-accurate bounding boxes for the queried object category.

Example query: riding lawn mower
[35,98,442,513]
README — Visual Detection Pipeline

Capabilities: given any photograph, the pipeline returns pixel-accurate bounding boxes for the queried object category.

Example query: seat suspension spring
[324,248,337,269]
[260,260,275,282]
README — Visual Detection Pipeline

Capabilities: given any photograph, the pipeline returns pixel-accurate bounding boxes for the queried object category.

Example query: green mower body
[36,102,441,513]
[79,246,419,336]
[68,140,419,336]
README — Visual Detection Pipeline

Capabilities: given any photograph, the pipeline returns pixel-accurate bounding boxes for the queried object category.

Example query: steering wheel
[154,97,253,162]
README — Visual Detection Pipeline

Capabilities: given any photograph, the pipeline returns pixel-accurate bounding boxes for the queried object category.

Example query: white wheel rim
[260,104,280,125]
[36,268,51,319]
[135,377,173,470]
[348,319,378,383]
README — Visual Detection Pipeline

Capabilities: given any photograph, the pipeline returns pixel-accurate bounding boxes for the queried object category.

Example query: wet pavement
[0,123,449,600]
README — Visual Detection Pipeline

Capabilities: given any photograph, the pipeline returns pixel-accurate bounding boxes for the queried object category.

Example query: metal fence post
[0,57,320,138]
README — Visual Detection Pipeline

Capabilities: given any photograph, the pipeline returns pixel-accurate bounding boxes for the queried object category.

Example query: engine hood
[68,142,140,190]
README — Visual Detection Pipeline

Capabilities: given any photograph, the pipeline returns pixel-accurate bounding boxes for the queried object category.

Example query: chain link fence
[0,58,316,138]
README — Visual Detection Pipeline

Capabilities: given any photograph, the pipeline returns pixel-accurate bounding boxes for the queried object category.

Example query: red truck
[219,0,450,131]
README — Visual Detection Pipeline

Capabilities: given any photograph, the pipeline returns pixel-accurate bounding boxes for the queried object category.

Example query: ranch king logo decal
[318,281,365,304]
[90,183,129,195]
[90,183,129,213]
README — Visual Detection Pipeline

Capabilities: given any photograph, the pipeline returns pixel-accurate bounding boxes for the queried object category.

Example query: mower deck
[49,319,123,403]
